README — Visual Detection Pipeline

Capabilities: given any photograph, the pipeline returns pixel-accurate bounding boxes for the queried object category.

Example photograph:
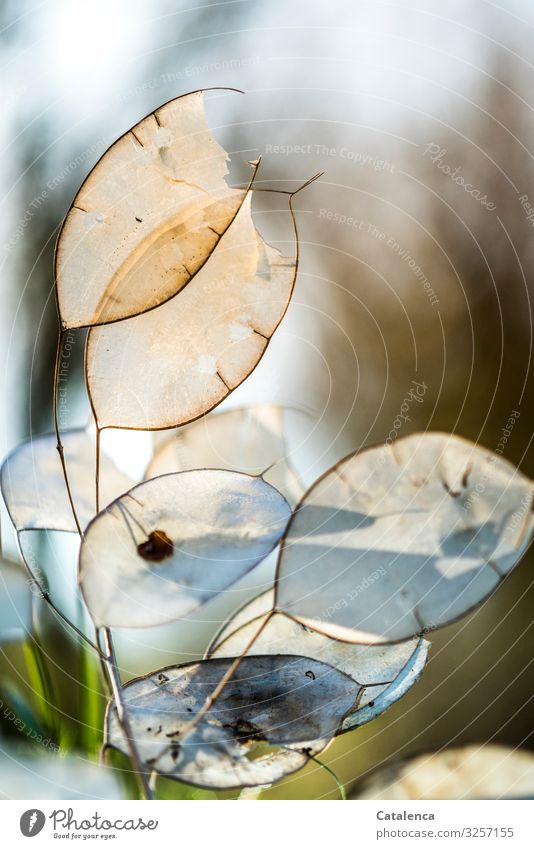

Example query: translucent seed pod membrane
[275,433,533,644]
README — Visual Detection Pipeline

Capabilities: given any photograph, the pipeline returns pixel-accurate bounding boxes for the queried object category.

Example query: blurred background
[0,0,533,799]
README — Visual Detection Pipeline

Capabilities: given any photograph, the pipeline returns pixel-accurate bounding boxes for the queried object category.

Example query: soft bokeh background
[1,0,533,799]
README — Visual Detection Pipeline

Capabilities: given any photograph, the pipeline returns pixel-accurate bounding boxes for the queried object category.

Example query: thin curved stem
[100,627,153,800]
[40,587,104,658]
[309,755,347,800]
[94,443,151,797]
[17,535,104,657]
[53,322,147,791]
[52,328,109,655]
[20,329,103,655]
[253,171,324,197]
[53,328,84,538]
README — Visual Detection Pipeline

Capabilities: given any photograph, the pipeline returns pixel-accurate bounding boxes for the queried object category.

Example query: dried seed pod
[105,654,359,789]
[79,470,291,628]
[85,194,297,430]
[275,433,534,643]
[56,90,247,329]
[147,405,306,505]
[207,591,428,730]
[0,428,132,534]
[353,745,534,800]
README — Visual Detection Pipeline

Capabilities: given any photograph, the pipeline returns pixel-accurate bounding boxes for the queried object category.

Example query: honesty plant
[1,88,532,799]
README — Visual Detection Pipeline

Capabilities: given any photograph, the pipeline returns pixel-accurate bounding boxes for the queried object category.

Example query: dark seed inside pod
[137,530,174,561]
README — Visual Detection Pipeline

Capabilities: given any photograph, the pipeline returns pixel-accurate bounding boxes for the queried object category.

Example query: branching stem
[100,626,153,800]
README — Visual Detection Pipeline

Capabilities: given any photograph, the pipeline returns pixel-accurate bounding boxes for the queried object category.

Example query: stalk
[100,627,153,800]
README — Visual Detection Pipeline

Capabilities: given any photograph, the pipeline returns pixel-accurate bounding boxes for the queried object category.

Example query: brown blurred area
[1,0,532,799]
